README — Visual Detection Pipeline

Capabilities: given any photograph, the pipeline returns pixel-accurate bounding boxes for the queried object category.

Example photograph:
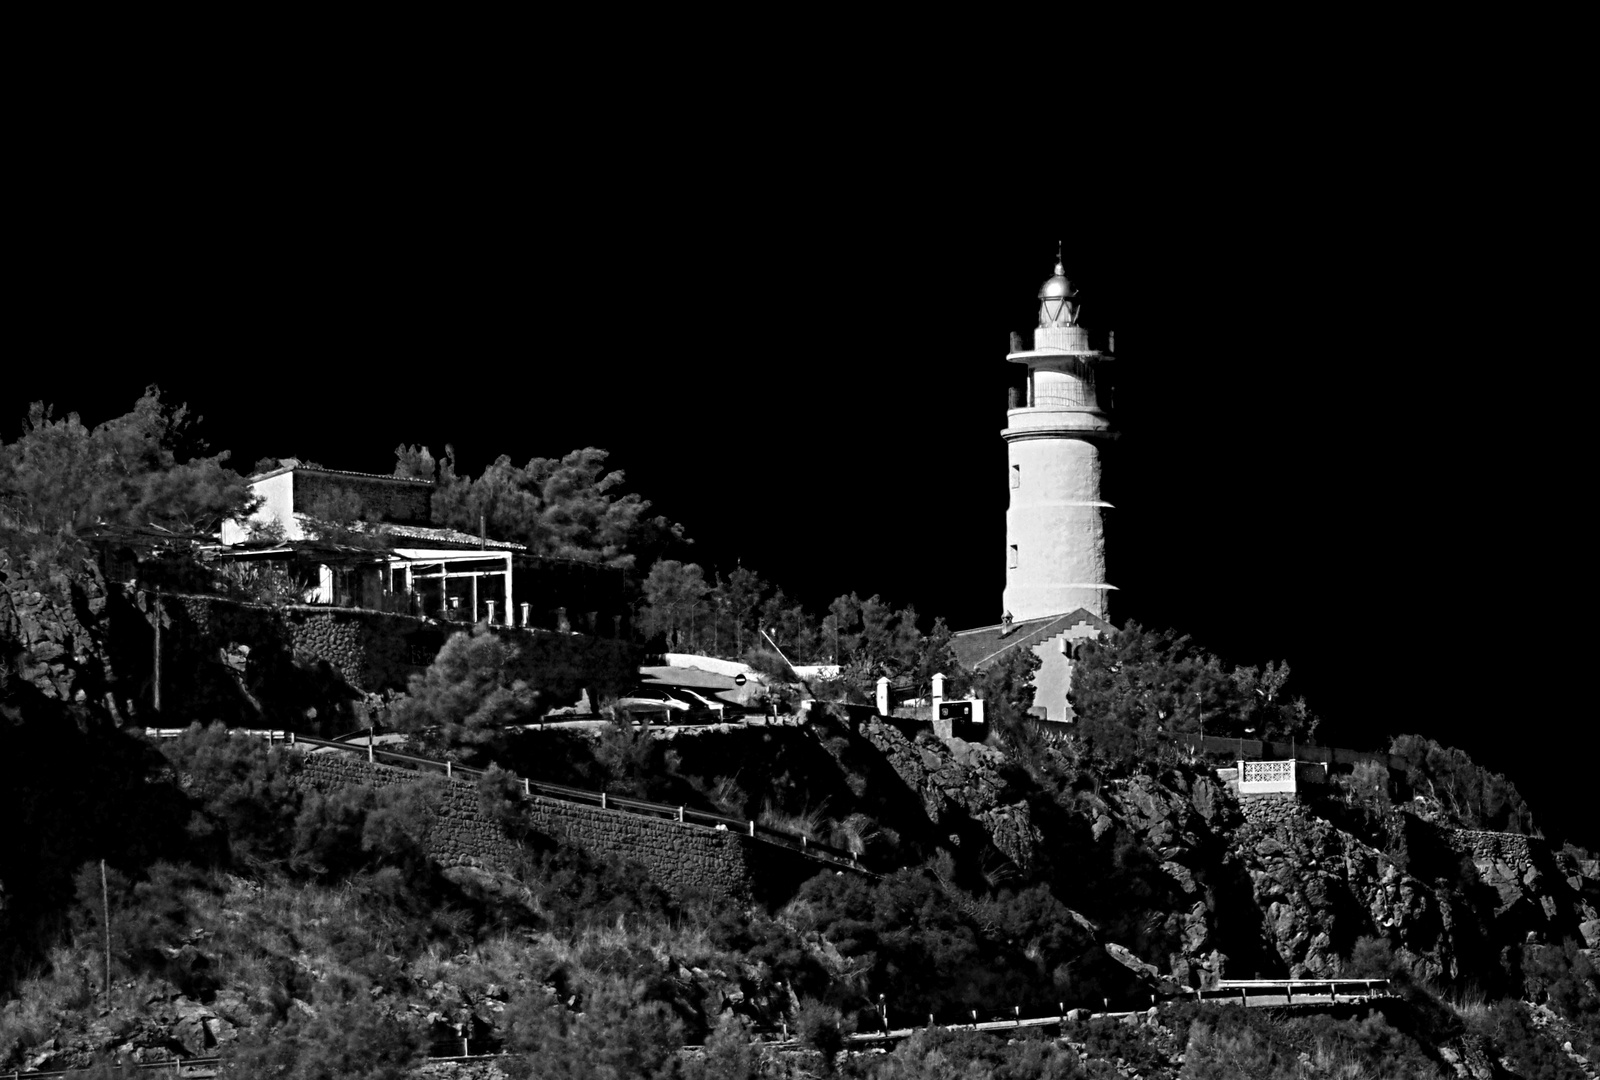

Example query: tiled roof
[249,461,435,486]
[373,523,525,551]
[950,608,1112,670]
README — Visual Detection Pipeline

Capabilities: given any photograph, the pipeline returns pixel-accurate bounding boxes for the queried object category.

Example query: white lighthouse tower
[1002,245,1117,622]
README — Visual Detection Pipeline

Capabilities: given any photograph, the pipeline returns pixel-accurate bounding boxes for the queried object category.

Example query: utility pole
[151,587,161,714]
[100,859,112,1008]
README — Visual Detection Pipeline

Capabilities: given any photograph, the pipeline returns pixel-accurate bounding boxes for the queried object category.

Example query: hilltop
[3,393,1597,1077]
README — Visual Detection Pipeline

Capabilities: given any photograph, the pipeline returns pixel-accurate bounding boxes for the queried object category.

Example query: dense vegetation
[4,392,1597,1076]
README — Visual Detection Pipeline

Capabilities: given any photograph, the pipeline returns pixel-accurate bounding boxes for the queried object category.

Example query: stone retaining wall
[296,754,522,874]
[1447,828,1539,873]
[1238,791,1300,826]
[520,796,759,903]
[294,752,777,902]
[114,590,640,729]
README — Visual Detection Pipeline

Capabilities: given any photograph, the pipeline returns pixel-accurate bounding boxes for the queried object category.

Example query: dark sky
[8,158,1591,844]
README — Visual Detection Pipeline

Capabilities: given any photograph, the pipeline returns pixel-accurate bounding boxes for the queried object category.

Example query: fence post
[368,740,374,763]
[601,792,607,810]
[446,761,452,779]
[152,587,162,713]
[524,777,530,796]
[749,820,755,837]
[290,732,296,746]
[678,806,684,823]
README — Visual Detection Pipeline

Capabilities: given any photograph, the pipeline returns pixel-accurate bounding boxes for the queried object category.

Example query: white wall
[1004,436,1111,622]
[222,471,298,544]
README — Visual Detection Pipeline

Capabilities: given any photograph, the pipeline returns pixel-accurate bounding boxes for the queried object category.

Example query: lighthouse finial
[1055,240,1064,275]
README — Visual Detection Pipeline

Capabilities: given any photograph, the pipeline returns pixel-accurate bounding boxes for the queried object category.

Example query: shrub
[219,998,425,1079]
[156,721,304,868]
[795,999,851,1074]
[502,974,684,1080]
[685,1012,761,1080]
[1345,934,1399,979]
[391,627,538,750]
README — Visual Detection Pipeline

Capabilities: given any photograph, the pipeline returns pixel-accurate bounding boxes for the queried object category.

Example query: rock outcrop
[0,553,114,709]
[848,712,1041,873]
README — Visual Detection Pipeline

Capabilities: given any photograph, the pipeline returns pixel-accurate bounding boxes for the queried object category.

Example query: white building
[1002,245,1117,622]
[953,247,1119,721]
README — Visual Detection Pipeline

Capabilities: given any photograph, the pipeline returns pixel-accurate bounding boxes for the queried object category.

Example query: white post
[446,761,452,779]
[485,601,496,625]
[932,673,948,738]
[520,602,531,627]
[749,820,755,837]
[502,553,513,626]
[876,676,890,717]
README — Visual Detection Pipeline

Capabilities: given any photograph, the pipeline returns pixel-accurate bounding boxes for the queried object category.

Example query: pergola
[387,547,515,625]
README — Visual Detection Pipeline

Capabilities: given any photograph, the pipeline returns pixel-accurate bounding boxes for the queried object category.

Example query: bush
[156,721,304,868]
[502,974,684,1080]
[796,999,851,1074]
[1345,934,1399,979]
[219,998,425,1079]
[846,1027,1091,1079]
[391,627,538,750]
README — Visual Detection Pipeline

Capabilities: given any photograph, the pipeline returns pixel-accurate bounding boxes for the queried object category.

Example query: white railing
[1238,759,1296,794]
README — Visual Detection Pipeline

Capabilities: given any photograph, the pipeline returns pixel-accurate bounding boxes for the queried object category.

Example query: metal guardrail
[13,978,1400,1076]
[143,728,867,872]
[1179,978,1393,1008]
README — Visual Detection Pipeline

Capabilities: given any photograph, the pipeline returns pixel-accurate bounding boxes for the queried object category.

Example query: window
[1011,464,1020,489]
[1008,544,1018,568]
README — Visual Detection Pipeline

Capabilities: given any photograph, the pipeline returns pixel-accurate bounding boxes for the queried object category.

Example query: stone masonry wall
[115,591,640,729]
[519,797,758,904]
[294,753,765,902]
[1447,828,1537,873]
[295,754,522,874]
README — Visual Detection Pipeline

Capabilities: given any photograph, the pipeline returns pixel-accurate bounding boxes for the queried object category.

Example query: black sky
[8,145,1591,844]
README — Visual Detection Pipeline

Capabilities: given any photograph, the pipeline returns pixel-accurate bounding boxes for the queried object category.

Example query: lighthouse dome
[1039,267,1076,301]
[1038,247,1081,328]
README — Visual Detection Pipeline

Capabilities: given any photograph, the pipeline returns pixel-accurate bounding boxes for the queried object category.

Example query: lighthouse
[1002,245,1117,623]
